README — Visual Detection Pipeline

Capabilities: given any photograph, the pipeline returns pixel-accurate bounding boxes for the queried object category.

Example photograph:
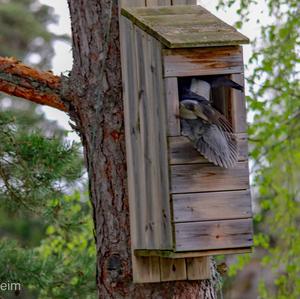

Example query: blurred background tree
[216,0,300,298]
[0,1,95,298]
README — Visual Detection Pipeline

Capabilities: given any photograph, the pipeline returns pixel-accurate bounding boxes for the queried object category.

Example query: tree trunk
[66,0,216,298]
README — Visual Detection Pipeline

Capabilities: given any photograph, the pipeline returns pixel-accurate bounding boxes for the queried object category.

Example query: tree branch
[0,57,67,112]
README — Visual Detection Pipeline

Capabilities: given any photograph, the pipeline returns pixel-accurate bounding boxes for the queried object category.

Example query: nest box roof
[121,5,249,48]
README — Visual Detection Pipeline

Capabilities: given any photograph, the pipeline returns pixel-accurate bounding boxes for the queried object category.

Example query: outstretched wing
[182,119,238,168]
[197,123,237,168]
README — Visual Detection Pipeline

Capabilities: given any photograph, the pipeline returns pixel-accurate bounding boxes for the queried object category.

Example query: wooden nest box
[120,5,253,283]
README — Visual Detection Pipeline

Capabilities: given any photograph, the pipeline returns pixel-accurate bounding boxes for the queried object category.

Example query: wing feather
[182,119,238,168]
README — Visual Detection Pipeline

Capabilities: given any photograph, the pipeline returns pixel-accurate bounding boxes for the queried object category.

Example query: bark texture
[0,57,66,111]
[66,1,216,298]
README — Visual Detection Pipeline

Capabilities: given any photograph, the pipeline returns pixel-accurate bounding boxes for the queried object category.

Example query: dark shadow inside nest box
[177,75,232,121]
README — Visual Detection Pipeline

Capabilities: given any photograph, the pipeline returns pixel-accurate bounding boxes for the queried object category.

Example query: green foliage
[0,108,97,298]
[0,193,96,299]
[0,111,83,212]
[37,193,96,299]
[217,0,300,298]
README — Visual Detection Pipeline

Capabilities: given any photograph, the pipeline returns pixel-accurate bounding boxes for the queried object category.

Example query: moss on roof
[121,5,249,48]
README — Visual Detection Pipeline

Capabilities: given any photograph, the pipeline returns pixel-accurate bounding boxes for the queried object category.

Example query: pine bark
[65,1,216,298]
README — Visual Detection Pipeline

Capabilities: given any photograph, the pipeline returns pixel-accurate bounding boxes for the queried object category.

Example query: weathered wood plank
[173,190,252,222]
[120,16,143,254]
[171,162,249,193]
[133,256,161,283]
[230,73,247,133]
[121,0,196,8]
[186,257,211,280]
[121,0,176,7]
[237,133,248,161]
[163,46,244,77]
[123,5,208,16]
[148,33,173,249]
[122,0,177,254]
[135,26,155,249]
[168,134,248,164]
[147,0,171,6]
[175,218,253,251]
[133,27,173,250]
[160,258,187,281]
[172,0,197,4]
[120,0,146,7]
[120,16,155,283]
[211,83,230,118]
[135,247,252,258]
[163,31,247,48]
[121,18,173,284]
[142,14,221,26]
[165,77,181,136]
